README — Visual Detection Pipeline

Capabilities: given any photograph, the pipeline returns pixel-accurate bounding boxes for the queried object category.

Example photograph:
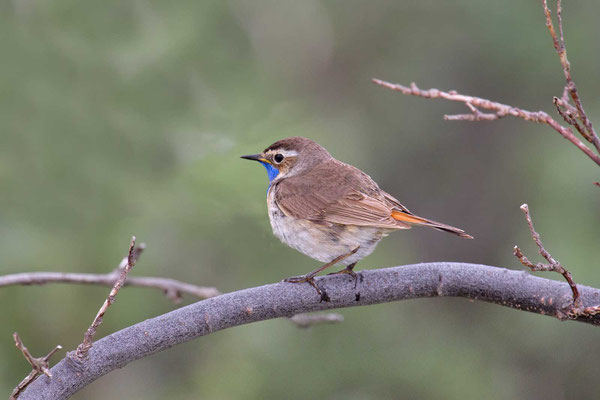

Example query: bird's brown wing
[274,160,472,238]
[273,160,410,229]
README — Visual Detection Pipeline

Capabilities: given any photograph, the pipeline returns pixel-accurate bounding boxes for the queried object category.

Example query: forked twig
[371,79,600,167]
[513,204,600,318]
[10,333,62,399]
[75,236,139,360]
[544,0,600,151]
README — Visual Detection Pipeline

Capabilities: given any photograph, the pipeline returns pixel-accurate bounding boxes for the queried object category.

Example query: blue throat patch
[259,161,279,191]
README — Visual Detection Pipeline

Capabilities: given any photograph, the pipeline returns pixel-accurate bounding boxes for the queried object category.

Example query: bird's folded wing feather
[381,191,413,215]
[273,160,410,229]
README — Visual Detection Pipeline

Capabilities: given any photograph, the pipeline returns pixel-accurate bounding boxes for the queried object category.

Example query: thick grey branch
[19,262,600,399]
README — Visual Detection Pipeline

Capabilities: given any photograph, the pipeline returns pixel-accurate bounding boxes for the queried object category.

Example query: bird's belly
[268,203,386,266]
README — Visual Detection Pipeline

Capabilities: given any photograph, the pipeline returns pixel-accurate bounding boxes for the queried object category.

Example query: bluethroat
[242,137,472,301]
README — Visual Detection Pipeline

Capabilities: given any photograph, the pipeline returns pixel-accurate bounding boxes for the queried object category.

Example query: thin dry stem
[553,96,584,135]
[513,204,600,318]
[10,333,62,399]
[75,236,139,360]
[372,79,600,167]
[0,241,220,302]
[0,272,220,303]
[543,0,600,151]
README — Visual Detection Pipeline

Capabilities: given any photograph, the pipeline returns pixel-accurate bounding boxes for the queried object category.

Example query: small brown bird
[242,137,472,301]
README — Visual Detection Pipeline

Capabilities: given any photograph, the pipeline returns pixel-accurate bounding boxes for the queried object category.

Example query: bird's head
[241,137,332,184]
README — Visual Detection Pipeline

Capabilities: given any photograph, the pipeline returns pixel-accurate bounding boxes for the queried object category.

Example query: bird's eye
[273,153,284,163]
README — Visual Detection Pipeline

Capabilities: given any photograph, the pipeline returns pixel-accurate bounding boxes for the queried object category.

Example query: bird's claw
[284,275,330,302]
[326,266,359,289]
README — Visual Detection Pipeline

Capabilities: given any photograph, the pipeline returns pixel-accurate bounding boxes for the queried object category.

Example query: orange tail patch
[391,210,473,239]
[391,211,430,225]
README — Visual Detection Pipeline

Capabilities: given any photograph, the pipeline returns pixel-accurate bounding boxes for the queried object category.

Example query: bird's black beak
[240,154,262,162]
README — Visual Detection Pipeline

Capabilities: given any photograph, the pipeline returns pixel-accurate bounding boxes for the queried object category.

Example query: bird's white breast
[267,187,386,266]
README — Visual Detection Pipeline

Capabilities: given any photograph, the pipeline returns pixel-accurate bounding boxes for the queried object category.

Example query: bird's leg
[284,247,359,302]
[327,262,358,288]
[285,247,359,283]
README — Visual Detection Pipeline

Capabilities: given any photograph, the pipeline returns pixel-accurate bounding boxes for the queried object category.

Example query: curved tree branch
[19,262,600,399]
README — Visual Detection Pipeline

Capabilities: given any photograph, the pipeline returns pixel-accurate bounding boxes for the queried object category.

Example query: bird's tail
[391,210,473,239]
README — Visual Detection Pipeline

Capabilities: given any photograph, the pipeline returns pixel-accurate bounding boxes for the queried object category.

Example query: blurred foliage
[1,1,599,399]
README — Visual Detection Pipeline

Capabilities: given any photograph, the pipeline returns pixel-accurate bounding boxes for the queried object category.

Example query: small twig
[116,242,146,271]
[444,102,502,121]
[543,0,600,152]
[0,272,220,303]
[560,84,570,104]
[75,236,139,360]
[0,241,220,303]
[289,313,344,328]
[514,204,579,305]
[10,333,62,399]
[372,79,600,167]
[513,204,600,318]
[553,96,585,139]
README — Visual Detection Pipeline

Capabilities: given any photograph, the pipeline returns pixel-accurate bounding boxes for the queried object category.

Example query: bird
[241,137,472,301]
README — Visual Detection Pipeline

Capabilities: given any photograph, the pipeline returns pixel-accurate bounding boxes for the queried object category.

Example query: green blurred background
[2,1,599,398]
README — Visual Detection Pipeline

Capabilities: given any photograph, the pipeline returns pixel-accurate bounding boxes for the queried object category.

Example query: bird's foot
[282,249,359,303]
[326,263,358,288]
[284,275,330,302]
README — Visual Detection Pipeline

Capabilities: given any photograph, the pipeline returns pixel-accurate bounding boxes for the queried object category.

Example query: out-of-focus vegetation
[1,1,599,399]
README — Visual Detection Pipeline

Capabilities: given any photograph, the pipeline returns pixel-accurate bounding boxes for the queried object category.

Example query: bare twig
[289,312,344,328]
[75,236,139,360]
[372,79,600,167]
[0,272,220,303]
[543,0,600,152]
[10,333,62,399]
[18,262,600,399]
[0,240,220,302]
[553,96,584,135]
[513,204,579,304]
[513,204,600,318]
[116,241,147,271]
